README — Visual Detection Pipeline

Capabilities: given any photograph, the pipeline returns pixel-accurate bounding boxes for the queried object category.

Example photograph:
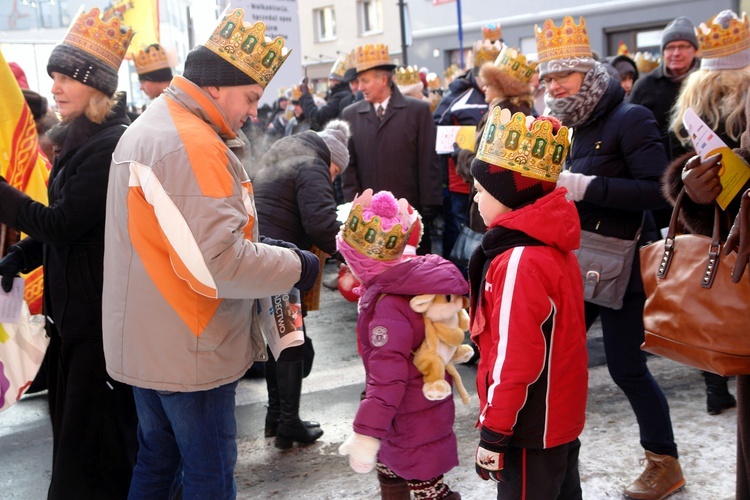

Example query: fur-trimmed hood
[479,62,532,98]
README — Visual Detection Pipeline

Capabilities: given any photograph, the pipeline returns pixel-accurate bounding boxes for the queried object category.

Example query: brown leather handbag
[640,188,750,376]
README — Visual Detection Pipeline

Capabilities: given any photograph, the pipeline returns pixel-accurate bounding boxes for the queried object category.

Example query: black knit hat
[182,45,259,87]
[47,43,120,96]
[138,67,173,83]
[471,158,556,209]
[22,89,48,120]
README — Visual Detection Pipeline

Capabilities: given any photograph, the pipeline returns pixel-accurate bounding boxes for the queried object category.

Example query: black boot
[265,356,320,438]
[703,371,736,415]
[275,359,323,449]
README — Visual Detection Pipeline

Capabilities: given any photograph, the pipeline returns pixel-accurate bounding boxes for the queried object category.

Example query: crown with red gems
[63,7,134,70]
[483,23,502,43]
[342,189,417,261]
[356,44,395,72]
[134,44,170,75]
[535,16,591,63]
[696,11,750,59]
[205,8,290,89]
[476,108,570,182]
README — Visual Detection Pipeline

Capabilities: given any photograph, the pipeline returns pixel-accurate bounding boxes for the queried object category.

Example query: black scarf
[468,225,546,310]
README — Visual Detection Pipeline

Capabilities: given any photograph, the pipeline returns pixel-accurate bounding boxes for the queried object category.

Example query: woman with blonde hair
[663,10,750,417]
[0,8,138,498]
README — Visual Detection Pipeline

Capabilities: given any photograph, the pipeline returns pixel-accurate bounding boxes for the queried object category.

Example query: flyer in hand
[257,288,305,360]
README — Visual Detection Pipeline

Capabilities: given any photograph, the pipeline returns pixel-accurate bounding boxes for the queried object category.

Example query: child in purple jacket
[337,189,466,499]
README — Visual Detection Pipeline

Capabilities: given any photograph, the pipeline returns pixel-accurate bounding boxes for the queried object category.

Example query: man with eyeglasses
[629,16,700,161]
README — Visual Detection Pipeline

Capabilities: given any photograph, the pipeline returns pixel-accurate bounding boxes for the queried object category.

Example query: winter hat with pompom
[317,119,351,170]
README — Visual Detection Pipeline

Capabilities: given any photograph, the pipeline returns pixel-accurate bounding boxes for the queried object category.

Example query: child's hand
[339,432,380,473]
[475,427,511,482]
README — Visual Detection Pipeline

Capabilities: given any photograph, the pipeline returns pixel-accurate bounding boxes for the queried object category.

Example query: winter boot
[703,371,736,415]
[274,359,323,449]
[623,451,685,500]
[377,473,410,500]
[265,356,321,438]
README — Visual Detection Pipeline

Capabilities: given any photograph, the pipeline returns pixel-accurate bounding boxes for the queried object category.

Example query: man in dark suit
[341,43,442,254]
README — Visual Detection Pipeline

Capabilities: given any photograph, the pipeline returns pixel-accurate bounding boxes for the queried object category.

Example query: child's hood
[489,188,581,252]
[358,254,469,309]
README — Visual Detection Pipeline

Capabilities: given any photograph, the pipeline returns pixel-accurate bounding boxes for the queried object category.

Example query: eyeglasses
[540,71,574,87]
[663,43,695,53]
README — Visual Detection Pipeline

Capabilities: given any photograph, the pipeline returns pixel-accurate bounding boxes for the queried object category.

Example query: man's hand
[725,189,750,283]
[475,427,511,482]
[682,154,722,205]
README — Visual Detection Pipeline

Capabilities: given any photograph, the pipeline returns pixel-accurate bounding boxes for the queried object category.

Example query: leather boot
[274,359,323,449]
[623,451,685,499]
[265,356,321,437]
[703,371,736,415]
[377,474,410,500]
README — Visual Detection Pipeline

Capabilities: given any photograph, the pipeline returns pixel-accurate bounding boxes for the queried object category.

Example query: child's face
[474,179,511,226]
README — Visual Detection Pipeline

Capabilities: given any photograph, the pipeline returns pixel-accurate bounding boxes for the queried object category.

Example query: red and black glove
[725,189,750,283]
[475,427,511,482]
[682,154,722,206]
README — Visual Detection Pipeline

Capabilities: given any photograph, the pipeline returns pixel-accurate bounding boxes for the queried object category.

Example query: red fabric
[10,62,29,89]
[448,157,471,194]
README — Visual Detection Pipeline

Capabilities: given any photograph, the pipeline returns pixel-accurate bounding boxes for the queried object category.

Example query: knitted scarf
[545,62,610,128]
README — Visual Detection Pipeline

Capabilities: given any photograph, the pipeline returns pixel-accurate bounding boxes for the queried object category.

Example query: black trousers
[496,439,582,500]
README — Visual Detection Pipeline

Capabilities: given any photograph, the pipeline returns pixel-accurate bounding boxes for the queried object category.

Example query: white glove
[556,171,596,202]
[338,432,381,473]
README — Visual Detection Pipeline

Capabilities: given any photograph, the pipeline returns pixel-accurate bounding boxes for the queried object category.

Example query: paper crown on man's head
[46,7,133,96]
[202,8,290,88]
[394,65,422,86]
[329,55,347,80]
[697,10,750,70]
[134,43,173,81]
[475,108,570,183]
[483,23,502,43]
[535,16,592,63]
[341,189,418,261]
[472,39,503,68]
[355,44,396,73]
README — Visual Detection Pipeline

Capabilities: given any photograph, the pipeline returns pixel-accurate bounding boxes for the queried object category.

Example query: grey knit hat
[699,10,750,71]
[661,16,699,52]
[317,119,351,170]
[182,46,259,87]
[47,43,121,96]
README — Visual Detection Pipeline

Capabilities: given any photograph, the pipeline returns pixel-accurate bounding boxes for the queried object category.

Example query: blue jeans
[128,381,240,500]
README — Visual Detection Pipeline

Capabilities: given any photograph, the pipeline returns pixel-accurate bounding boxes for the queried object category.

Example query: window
[358,0,382,35]
[314,6,336,42]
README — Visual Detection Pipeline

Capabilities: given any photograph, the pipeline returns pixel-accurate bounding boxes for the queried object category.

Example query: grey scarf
[545,62,610,128]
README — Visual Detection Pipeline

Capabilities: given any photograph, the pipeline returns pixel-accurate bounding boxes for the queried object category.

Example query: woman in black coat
[0,10,138,498]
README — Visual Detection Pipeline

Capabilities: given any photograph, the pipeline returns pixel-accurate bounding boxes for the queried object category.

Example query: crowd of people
[1,5,750,500]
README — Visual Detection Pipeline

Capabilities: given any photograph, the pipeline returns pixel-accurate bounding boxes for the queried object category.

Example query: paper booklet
[436,125,477,154]
[683,108,750,210]
[0,277,24,324]
[257,287,305,360]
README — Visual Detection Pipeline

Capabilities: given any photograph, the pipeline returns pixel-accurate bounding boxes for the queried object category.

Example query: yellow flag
[0,49,50,314]
[103,0,159,59]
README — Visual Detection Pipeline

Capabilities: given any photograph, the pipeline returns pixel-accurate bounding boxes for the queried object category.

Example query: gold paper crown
[345,49,357,70]
[493,46,539,84]
[483,23,502,42]
[476,108,570,182]
[205,8,290,89]
[473,39,503,68]
[394,65,421,86]
[633,51,660,73]
[290,84,304,101]
[134,44,171,75]
[696,12,750,59]
[342,189,416,261]
[426,72,442,90]
[356,44,394,72]
[330,56,347,79]
[444,63,461,79]
[535,16,591,63]
[63,7,134,70]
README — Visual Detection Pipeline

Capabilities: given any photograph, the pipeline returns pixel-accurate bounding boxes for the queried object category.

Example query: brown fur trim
[479,62,532,98]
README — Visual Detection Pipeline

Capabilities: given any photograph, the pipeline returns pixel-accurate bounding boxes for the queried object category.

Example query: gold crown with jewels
[476,108,570,182]
[473,39,503,67]
[483,23,502,42]
[342,189,416,261]
[63,7,134,70]
[493,46,538,84]
[394,65,421,86]
[205,8,290,89]
[330,56,347,79]
[696,11,750,59]
[426,72,442,90]
[134,44,170,75]
[535,16,591,63]
[633,51,660,73]
[356,43,394,72]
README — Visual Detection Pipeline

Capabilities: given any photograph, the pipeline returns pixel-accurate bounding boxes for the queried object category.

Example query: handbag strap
[657,187,722,288]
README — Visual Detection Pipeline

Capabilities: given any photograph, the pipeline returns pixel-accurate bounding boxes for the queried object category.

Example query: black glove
[0,246,27,293]
[260,235,299,250]
[293,248,320,291]
[450,142,463,163]
[475,427,511,482]
[725,189,750,283]
[682,154,722,206]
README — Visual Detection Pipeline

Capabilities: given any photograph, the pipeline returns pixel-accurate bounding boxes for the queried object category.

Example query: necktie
[376,105,385,121]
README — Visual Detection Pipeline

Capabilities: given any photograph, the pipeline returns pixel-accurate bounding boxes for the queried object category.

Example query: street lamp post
[398,0,408,66]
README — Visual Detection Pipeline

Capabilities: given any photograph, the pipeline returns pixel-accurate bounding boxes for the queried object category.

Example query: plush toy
[410,294,473,404]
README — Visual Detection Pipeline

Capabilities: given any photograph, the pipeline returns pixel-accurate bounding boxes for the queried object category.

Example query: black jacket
[7,93,130,338]
[299,81,352,131]
[252,131,340,255]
